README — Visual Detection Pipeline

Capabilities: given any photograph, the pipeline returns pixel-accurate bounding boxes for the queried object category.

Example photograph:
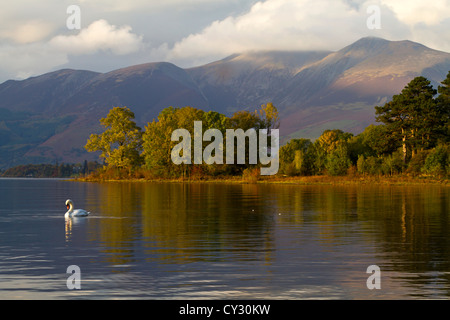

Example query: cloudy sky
[1,0,450,83]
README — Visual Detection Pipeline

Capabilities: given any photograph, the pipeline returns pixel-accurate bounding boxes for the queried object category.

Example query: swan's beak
[66,204,70,209]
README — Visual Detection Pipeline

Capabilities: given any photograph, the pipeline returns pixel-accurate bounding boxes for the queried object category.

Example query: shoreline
[74,175,449,186]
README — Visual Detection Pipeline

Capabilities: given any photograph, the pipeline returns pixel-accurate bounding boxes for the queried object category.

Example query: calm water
[0,178,449,299]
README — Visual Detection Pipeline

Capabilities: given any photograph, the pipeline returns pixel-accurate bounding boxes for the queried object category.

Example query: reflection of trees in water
[272,184,450,294]
[140,183,276,264]
[84,182,144,269]
[394,188,450,295]
[87,182,276,266]
[84,181,450,293]
[368,187,450,270]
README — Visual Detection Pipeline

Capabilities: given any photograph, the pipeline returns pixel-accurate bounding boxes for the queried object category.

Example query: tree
[375,76,438,163]
[227,103,280,175]
[307,129,353,175]
[437,71,450,143]
[325,142,351,176]
[279,138,312,175]
[422,144,449,177]
[202,111,230,175]
[229,110,260,131]
[381,150,404,176]
[357,124,397,157]
[142,106,210,177]
[203,111,230,132]
[317,129,353,154]
[257,102,280,131]
[85,106,143,170]
[142,107,181,176]
[357,155,367,176]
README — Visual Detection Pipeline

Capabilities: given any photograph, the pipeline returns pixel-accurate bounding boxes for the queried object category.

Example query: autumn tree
[226,103,280,174]
[85,106,143,170]
[142,103,280,177]
[257,102,280,131]
[279,138,312,176]
[317,129,353,154]
[229,103,279,131]
[142,106,208,177]
[143,107,182,176]
[229,110,260,131]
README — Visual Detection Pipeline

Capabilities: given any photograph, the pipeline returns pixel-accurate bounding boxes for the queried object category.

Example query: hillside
[0,37,449,169]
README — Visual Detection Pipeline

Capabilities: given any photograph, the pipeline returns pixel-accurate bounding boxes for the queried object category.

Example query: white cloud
[0,19,145,81]
[0,42,68,80]
[380,0,450,26]
[50,19,144,55]
[159,0,450,67]
[0,20,55,44]
[163,0,373,65]
[376,0,450,52]
[77,0,240,12]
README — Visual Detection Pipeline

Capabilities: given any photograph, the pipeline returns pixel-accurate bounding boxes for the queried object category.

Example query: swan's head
[65,199,74,211]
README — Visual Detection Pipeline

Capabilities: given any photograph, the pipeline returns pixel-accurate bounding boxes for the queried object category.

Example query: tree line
[84,72,450,180]
[85,103,279,179]
[1,161,102,178]
[279,73,449,178]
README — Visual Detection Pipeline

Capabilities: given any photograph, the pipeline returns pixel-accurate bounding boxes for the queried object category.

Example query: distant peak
[358,36,388,42]
[347,37,390,49]
[351,37,437,52]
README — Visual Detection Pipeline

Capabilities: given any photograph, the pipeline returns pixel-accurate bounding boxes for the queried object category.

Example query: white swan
[65,199,90,218]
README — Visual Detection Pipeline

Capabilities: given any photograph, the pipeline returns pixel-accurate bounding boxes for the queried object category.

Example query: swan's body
[65,199,90,218]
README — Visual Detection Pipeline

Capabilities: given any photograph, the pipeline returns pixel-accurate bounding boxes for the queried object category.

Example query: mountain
[0,63,210,168]
[274,37,450,138]
[0,37,450,169]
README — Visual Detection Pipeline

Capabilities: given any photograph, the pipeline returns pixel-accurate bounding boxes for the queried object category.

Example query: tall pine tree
[375,76,439,163]
[437,71,450,143]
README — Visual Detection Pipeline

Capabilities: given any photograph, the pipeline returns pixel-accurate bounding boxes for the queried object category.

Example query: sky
[1,0,450,83]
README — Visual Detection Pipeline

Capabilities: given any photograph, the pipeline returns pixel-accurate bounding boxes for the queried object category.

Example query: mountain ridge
[1,37,449,169]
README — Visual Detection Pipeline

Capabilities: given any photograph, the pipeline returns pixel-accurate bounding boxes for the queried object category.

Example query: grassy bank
[258,175,449,186]
[76,169,449,186]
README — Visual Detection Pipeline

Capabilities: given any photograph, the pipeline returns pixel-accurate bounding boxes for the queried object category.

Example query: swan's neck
[68,203,74,213]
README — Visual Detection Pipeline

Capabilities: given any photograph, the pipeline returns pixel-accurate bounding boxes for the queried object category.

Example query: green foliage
[422,144,449,177]
[407,150,431,176]
[375,76,444,162]
[142,104,279,178]
[357,155,368,176]
[279,138,312,176]
[356,124,397,157]
[317,129,353,154]
[257,102,280,130]
[381,150,404,176]
[85,106,143,170]
[229,110,259,131]
[437,71,450,144]
[366,156,383,175]
[325,143,351,176]
[142,106,206,177]
[307,130,352,175]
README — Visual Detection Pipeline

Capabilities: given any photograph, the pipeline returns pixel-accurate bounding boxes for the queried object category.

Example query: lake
[0,178,449,299]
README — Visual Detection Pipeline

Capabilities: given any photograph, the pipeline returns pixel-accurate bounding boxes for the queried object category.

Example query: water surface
[0,178,448,299]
